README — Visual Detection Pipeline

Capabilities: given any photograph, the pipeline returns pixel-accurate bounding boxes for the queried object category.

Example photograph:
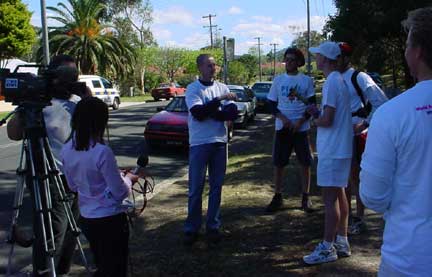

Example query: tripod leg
[6,141,32,276]
[42,137,92,274]
[27,138,57,277]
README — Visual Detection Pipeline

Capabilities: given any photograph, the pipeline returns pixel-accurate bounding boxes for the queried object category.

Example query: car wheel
[249,110,255,121]
[153,97,159,101]
[112,98,120,110]
[240,113,248,128]
[145,139,157,149]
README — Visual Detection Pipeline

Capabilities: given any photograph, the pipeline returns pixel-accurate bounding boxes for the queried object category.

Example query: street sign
[226,38,235,61]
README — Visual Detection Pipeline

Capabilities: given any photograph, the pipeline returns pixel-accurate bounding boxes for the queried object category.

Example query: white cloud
[152,28,172,41]
[162,32,209,50]
[251,16,273,23]
[228,6,243,15]
[230,15,328,53]
[153,6,194,26]
[232,22,286,38]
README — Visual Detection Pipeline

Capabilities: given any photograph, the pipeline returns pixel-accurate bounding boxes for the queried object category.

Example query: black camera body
[0,64,86,106]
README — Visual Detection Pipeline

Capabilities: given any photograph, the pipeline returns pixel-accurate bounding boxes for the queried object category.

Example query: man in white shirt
[337,42,388,235]
[183,54,237,246]
[360,7,432,276]
[266,47,315,213]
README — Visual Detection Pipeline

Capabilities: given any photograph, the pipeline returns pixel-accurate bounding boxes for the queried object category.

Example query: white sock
[336,235,349,244]
[322,240,333,249]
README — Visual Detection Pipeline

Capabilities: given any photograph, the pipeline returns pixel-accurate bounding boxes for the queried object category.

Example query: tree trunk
[140,67,146,95]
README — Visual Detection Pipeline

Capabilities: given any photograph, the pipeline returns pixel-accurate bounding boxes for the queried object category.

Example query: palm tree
[46,0,135,78]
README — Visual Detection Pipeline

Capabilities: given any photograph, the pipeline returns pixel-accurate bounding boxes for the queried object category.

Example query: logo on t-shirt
[282,85,308,104]
[416,104,432,115]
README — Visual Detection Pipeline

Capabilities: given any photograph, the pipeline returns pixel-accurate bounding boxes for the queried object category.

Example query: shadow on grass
[73,114,383,277]
[125,177,382,277]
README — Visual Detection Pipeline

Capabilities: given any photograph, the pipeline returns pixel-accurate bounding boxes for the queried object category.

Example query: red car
[151,82,186,101]
[144,96,233,147]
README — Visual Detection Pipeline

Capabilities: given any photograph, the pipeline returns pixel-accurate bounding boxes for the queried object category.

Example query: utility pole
[203,14,217,48]
[40,0,50,65]
[270,43,279,79]
[254,37,263,81]
[223,36,228,84]
[306,0,311,75]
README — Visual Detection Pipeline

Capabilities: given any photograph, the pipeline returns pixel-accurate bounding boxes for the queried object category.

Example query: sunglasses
[284,57,297,62]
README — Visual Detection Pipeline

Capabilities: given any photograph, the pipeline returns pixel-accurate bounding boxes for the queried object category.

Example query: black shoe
[206,229,221,245]
[183,232,198,246]
[301,196,313,213]
[266,194,283,213]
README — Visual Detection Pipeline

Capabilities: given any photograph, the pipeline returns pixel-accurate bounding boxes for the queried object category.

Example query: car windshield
[230,89,249,102]
[164,97,188,112]
[252,83,271,93]
[158,83,170,88]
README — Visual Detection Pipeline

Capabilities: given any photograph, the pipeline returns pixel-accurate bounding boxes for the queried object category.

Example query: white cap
[309,41,341,60]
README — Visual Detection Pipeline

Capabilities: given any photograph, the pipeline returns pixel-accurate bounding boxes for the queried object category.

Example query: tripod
[4,103,90,277]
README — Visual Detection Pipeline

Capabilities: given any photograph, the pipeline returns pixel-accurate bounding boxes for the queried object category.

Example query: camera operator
[7,54,86,276]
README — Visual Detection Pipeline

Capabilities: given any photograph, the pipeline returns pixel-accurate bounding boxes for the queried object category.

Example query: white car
[79,75,121,109]
[227,85,257,128]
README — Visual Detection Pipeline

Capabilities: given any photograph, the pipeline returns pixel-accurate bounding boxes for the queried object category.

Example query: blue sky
[24,0,336,55]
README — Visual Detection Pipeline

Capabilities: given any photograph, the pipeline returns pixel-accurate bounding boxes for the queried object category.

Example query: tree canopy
[325,0,432,87]
[46,0,135,78]
[0,0,36,62]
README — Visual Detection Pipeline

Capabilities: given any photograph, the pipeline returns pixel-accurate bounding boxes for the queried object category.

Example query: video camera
[0,64,87,106]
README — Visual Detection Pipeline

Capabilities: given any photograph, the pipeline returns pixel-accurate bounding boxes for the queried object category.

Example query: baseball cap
[309,41,341,60]
[339,42,353,56]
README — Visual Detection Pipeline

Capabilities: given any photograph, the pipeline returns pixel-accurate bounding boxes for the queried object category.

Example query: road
[0,100,190,275]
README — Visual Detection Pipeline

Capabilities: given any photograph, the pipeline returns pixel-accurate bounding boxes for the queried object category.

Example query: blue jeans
[184,142,227,233]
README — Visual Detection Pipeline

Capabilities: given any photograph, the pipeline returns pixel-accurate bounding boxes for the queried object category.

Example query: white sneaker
[334,240,352,257]
[303,242,338,265]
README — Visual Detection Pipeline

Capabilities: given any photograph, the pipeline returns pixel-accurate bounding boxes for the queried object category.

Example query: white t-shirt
[267,72,315,131]
[316,71,353,159]
[43,94,81,169]
[185,80,232,146]
[360,80,432,276]
[342,68,388,124]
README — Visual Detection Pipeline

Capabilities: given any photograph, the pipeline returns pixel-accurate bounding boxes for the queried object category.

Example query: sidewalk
[0,101,14,112]
[0,100,145,113]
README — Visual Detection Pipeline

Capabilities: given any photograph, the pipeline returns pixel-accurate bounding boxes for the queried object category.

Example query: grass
[72,118,383,277]
[121,94,154,102]
[0,111,9,119]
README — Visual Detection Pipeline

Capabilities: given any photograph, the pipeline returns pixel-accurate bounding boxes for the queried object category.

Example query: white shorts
[317,158,351,187]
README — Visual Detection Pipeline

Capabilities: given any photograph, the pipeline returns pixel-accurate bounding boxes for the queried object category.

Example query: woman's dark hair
[284,47,306,67]
[71,97,108,151]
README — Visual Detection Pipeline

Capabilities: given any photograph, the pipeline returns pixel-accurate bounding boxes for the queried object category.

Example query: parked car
[228,85,257,128]
[151,82,186,101]
[144,96,233,147]
[79,75,121,109]
[251,81,272,112]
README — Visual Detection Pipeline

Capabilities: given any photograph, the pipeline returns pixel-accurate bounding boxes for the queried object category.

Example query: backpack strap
[351,70,367,106]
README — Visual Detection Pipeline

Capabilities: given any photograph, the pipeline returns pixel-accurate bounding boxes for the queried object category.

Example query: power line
[203,14,217,48]
[254,37,263,81]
